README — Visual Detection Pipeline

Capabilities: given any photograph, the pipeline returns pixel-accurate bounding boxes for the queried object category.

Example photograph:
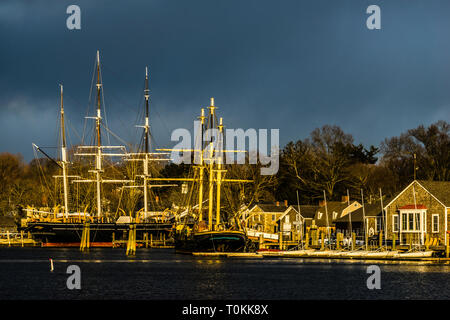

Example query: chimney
[319,200,325,207]
[341,195,349,203]
[284,200,288,207]
[276,201,280,206]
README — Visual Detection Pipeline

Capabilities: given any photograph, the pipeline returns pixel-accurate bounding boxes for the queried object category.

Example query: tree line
[0,120,448,217]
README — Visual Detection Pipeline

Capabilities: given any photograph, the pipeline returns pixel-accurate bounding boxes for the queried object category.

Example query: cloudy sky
[1,0,449,161]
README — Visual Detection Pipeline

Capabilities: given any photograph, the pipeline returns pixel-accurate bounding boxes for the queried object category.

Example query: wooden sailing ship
[154,98,253,252]
[20,51,173,246]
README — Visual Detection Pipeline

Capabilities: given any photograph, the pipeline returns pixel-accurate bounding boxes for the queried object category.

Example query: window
[408,213,414,230]
[272,214,275,221]
[432,215,439,233]
[318,212,323,219]
[285,216,290,223]
[402,213,407,231]
[333,212,338,220]
[400,211,424,231]
[415,213,421,231]
[376,217,383,232]
[393,214,399,232]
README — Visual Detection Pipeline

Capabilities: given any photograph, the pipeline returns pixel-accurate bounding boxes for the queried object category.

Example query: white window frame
[432,214,439,233]
[399,209,426,232]
[392,214,399,232]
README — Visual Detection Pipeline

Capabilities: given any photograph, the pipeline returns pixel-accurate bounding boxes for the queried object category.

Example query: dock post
[144,232,148,248]
[259,234,263,250]
[305,232,309,249]
[21,230,24,247]
[112,232,115,247]
[392,233,396,250]
[7,231,10,247]
[320,231,324,251]
[351,232,356,250]
[379,231,383,249]
[365,232,368,251]
[150,233,153,247]
[126,224,136,256]
[80,222,90,251]
[336,233,341,250]
[446,237,449,258]
[163,233,166,246]
[408,234,412,250]
[425,234,429,251]
[279,232,283,250]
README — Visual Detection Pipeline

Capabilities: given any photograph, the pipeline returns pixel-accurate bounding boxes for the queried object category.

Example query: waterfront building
[384,180,450,246]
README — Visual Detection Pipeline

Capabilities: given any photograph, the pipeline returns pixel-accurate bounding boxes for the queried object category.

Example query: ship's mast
[60,84,69,218]
[151,98,252,231]
[207,98,216,230]
[143,66,150,215]
[95,50,103,218]
[216,117,224,229]
[197,108,206,221]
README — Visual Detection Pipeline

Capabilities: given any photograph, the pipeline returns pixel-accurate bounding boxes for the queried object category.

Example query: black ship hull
[21,221,173,245]
[175,230,247,253]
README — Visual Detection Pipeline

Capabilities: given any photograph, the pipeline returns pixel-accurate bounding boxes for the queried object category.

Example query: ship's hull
[175,230,247,253]
[21,221,173,245]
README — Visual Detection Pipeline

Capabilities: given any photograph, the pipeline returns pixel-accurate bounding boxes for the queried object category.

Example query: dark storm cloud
[1,0,450,161]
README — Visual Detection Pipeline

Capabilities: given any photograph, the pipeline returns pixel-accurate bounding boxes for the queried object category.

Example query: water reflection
[1,248,449,299]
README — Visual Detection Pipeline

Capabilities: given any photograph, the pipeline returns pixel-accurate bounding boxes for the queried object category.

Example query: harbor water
[0,248,449,300]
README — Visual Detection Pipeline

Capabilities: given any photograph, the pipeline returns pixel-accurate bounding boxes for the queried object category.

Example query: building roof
[385,180,450,209]
[253,204,289,213]
[297,205,319,219]
[314,201,349,227]
[417,180,450,207]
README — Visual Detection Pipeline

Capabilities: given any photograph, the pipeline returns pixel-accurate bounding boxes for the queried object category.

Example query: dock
[192,252,263,258]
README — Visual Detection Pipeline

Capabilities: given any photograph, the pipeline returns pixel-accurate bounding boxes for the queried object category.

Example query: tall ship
[19,51,174,247]
[155,98,252,253]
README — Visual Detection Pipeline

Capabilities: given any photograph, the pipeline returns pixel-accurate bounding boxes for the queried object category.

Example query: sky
[1,0,450,161]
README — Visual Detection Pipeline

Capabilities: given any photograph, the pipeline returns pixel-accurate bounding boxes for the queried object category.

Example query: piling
[305,232,309,249]
[320,231,324,251]
[80,222,90,251]
[351,232,356,250]
[150,233,153,247]
[336,233,341,250]
[112,232,115,247]
[279,232,283,250]
[311,229,317,246]
[379,231,383,249]
[365,232,368,251]
[446,237,449,259]
[408,234,412,250]
[392,233,396,250]
[7,231,10,247]
[50,258,54,272]
[144,232,149,248]
[126,223,136,255]
[259,234,264,250]
[21,230,24,247]
[425,234,430,251]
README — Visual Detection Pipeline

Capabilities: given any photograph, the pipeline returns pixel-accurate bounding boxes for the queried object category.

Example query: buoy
[50,258,54,272]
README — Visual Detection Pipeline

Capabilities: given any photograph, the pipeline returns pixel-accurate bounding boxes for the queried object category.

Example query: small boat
[306,250,340,257]
[394,251,434,258]
[364,251,398,258]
